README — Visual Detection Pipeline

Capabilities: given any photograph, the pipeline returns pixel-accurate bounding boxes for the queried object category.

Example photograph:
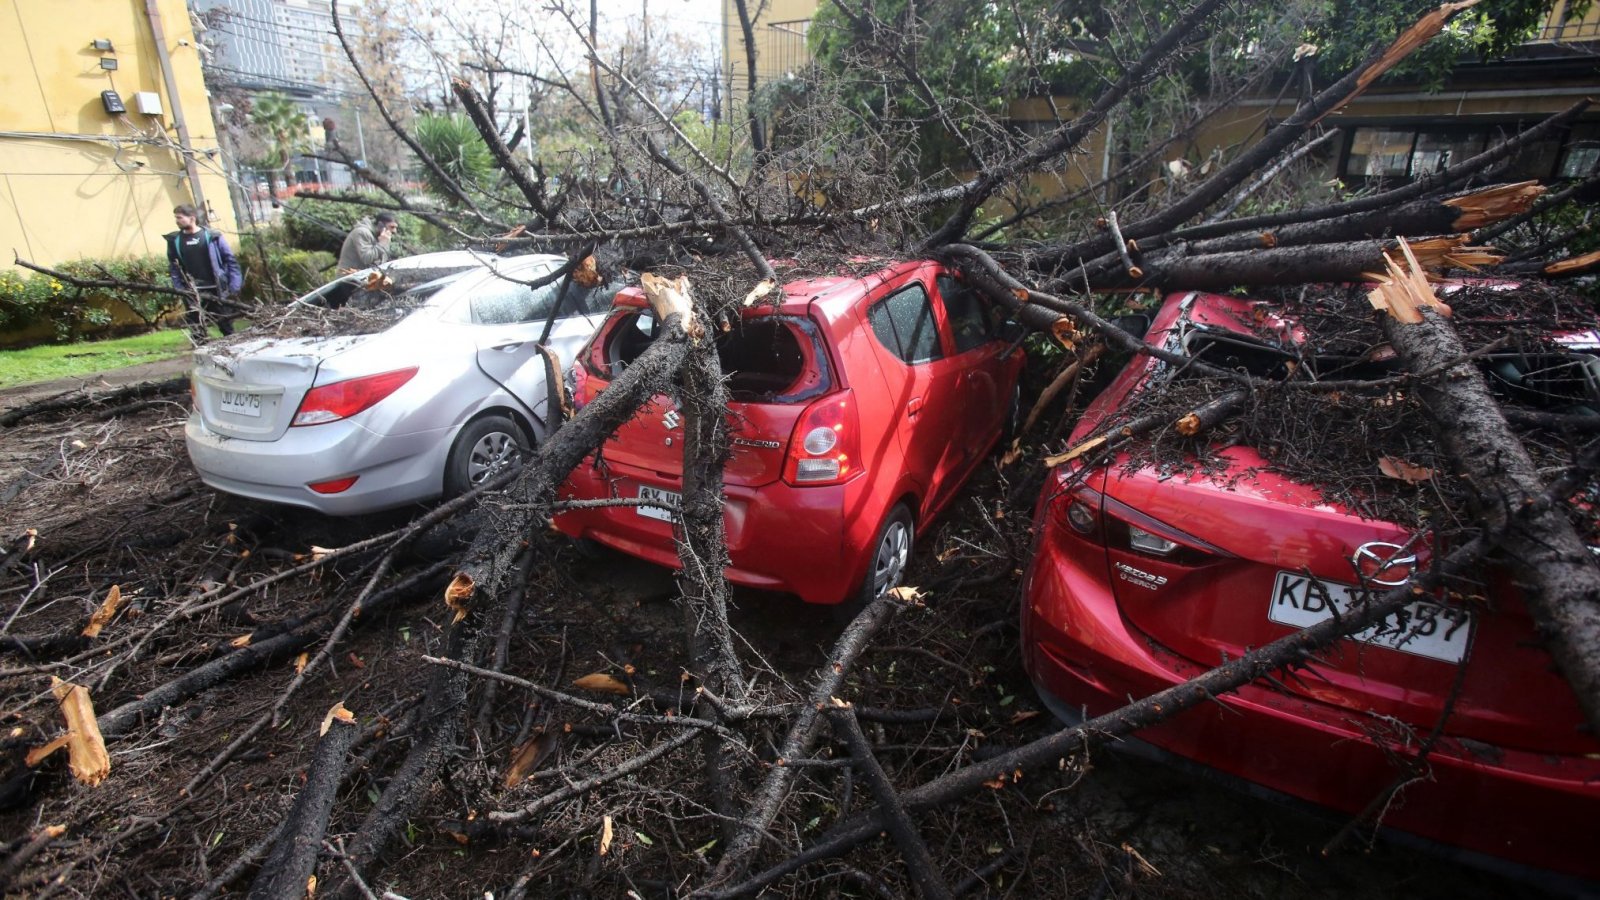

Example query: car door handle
[907,396,923,418]
[491,340,524,352]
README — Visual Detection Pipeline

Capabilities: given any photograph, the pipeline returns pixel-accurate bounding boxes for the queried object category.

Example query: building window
[1342,123,1597,183]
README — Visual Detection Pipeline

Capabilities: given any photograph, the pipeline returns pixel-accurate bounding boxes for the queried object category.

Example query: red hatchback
[556,261,1025,605]
[1023,289,1600,882]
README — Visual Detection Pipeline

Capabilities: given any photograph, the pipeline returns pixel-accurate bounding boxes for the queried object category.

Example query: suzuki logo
[662,409,681,430]
[1352,541,1418,587]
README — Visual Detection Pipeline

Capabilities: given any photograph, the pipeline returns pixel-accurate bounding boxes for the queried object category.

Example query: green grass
[0,329,200,389]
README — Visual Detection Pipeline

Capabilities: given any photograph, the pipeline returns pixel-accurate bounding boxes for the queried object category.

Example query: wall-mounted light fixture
[100,58,119,71]
[92,38,114,51]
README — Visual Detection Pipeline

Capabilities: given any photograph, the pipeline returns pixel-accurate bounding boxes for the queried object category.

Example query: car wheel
[444,415,529,497]
[855,503,914,606]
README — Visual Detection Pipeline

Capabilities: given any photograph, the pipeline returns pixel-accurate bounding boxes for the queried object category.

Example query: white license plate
[219,389,263,418]
[1269,571,1472,664]
[637,485,681,522]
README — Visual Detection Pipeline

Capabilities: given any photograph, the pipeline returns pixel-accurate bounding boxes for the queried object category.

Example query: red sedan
[555,260,1025,605]
[1022,289,1600,883]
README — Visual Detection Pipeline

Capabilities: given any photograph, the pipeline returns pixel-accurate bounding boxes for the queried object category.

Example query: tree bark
[1382,307,1600,734]
[247,709,358,900]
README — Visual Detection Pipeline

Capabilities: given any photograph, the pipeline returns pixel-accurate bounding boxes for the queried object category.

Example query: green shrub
[280,196,425,255]
[238,238,337,303]
[0,256,177,344]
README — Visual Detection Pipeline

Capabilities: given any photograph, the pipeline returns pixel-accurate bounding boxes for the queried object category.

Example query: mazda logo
[1352,541,1418,587]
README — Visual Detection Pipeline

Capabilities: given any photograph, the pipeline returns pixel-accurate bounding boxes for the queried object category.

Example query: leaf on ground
[81,584,126,638]
[503,730,558,789]
[1378,456,1433,483]
[572,673,631,695]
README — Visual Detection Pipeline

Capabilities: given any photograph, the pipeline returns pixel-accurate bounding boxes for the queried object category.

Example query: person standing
[166,204,242,337]
[338,213,397,273]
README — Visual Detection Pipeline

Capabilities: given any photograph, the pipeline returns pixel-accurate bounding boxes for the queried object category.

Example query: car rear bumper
[185,411,450,515]
[555,457,872,604]
[1021,522,1600,882]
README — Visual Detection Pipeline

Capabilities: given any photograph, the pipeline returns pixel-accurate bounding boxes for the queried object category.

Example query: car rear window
[589,309,832,403]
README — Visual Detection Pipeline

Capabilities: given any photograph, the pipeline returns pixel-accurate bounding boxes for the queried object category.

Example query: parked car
[1021,288,1600,882]
[186,252,618,515]
[554,260,1025,604]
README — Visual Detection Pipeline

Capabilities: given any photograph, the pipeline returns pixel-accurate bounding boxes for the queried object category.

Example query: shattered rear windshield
[590,309,833,403]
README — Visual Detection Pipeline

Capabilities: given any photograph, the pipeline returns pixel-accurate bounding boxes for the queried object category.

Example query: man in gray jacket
[337,213,396,272]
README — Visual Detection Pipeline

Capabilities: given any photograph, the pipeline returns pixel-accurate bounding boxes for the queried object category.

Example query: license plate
[1269,571,1473,664]
[637,485,681,522]
[219,389,263,418]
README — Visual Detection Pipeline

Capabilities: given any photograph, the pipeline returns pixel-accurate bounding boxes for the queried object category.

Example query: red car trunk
[575,306,835,489]
[1097,451,1591,755]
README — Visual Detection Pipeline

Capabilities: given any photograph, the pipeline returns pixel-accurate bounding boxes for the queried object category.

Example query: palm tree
[249,93,311,199]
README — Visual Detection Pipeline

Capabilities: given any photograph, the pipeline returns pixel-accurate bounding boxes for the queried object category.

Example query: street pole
[143,0,208,217]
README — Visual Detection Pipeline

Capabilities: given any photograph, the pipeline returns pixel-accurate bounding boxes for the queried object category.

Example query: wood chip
[43,677,110,786]
[1546,248,1600,277]
[1044,433,1107,467]
[444,572,476,624]
[742,278,777,306]
[319,702,355,737]
[81,584,126,638]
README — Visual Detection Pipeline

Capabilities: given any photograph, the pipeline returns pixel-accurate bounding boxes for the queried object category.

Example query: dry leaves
[572,673,631,696]
[503,730,558,789]
[1378,456,1434,483]
[572,254,602,288]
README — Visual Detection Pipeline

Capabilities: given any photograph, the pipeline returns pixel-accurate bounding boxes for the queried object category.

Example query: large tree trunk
[1383,306,1600,735]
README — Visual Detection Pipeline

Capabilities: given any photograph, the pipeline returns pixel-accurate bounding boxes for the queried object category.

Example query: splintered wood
[1368,237,1456,324]
[1443,181,1544,230]
[26,678,111,786]
[1323,0,1480,122]
[80,584,126,638]
[640,272,699,337]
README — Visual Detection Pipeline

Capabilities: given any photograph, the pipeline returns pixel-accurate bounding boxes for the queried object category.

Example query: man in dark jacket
[338,213,396,273]
[166,204,243,337]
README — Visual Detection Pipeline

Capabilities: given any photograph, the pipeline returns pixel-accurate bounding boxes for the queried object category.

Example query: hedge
[0,257,179,344]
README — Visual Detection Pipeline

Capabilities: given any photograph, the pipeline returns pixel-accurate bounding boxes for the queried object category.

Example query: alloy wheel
[467,430,520,485]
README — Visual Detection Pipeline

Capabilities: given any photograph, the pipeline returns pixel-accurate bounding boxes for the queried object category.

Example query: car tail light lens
[1102,495,1230,566]
[292,367,417,426]
[784,389,860,486]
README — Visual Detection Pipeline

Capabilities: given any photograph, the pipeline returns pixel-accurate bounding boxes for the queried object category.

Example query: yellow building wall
[722,0,819,113]
[0,0,236,272]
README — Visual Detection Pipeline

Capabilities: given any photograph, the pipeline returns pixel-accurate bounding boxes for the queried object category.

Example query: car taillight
[1102,495,1230,566]
[1048,477,1227,567]
[291,367,418,427]
[783,389,861,486]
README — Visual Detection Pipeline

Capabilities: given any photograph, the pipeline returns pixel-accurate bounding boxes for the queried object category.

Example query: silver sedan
[185,253,613,514]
